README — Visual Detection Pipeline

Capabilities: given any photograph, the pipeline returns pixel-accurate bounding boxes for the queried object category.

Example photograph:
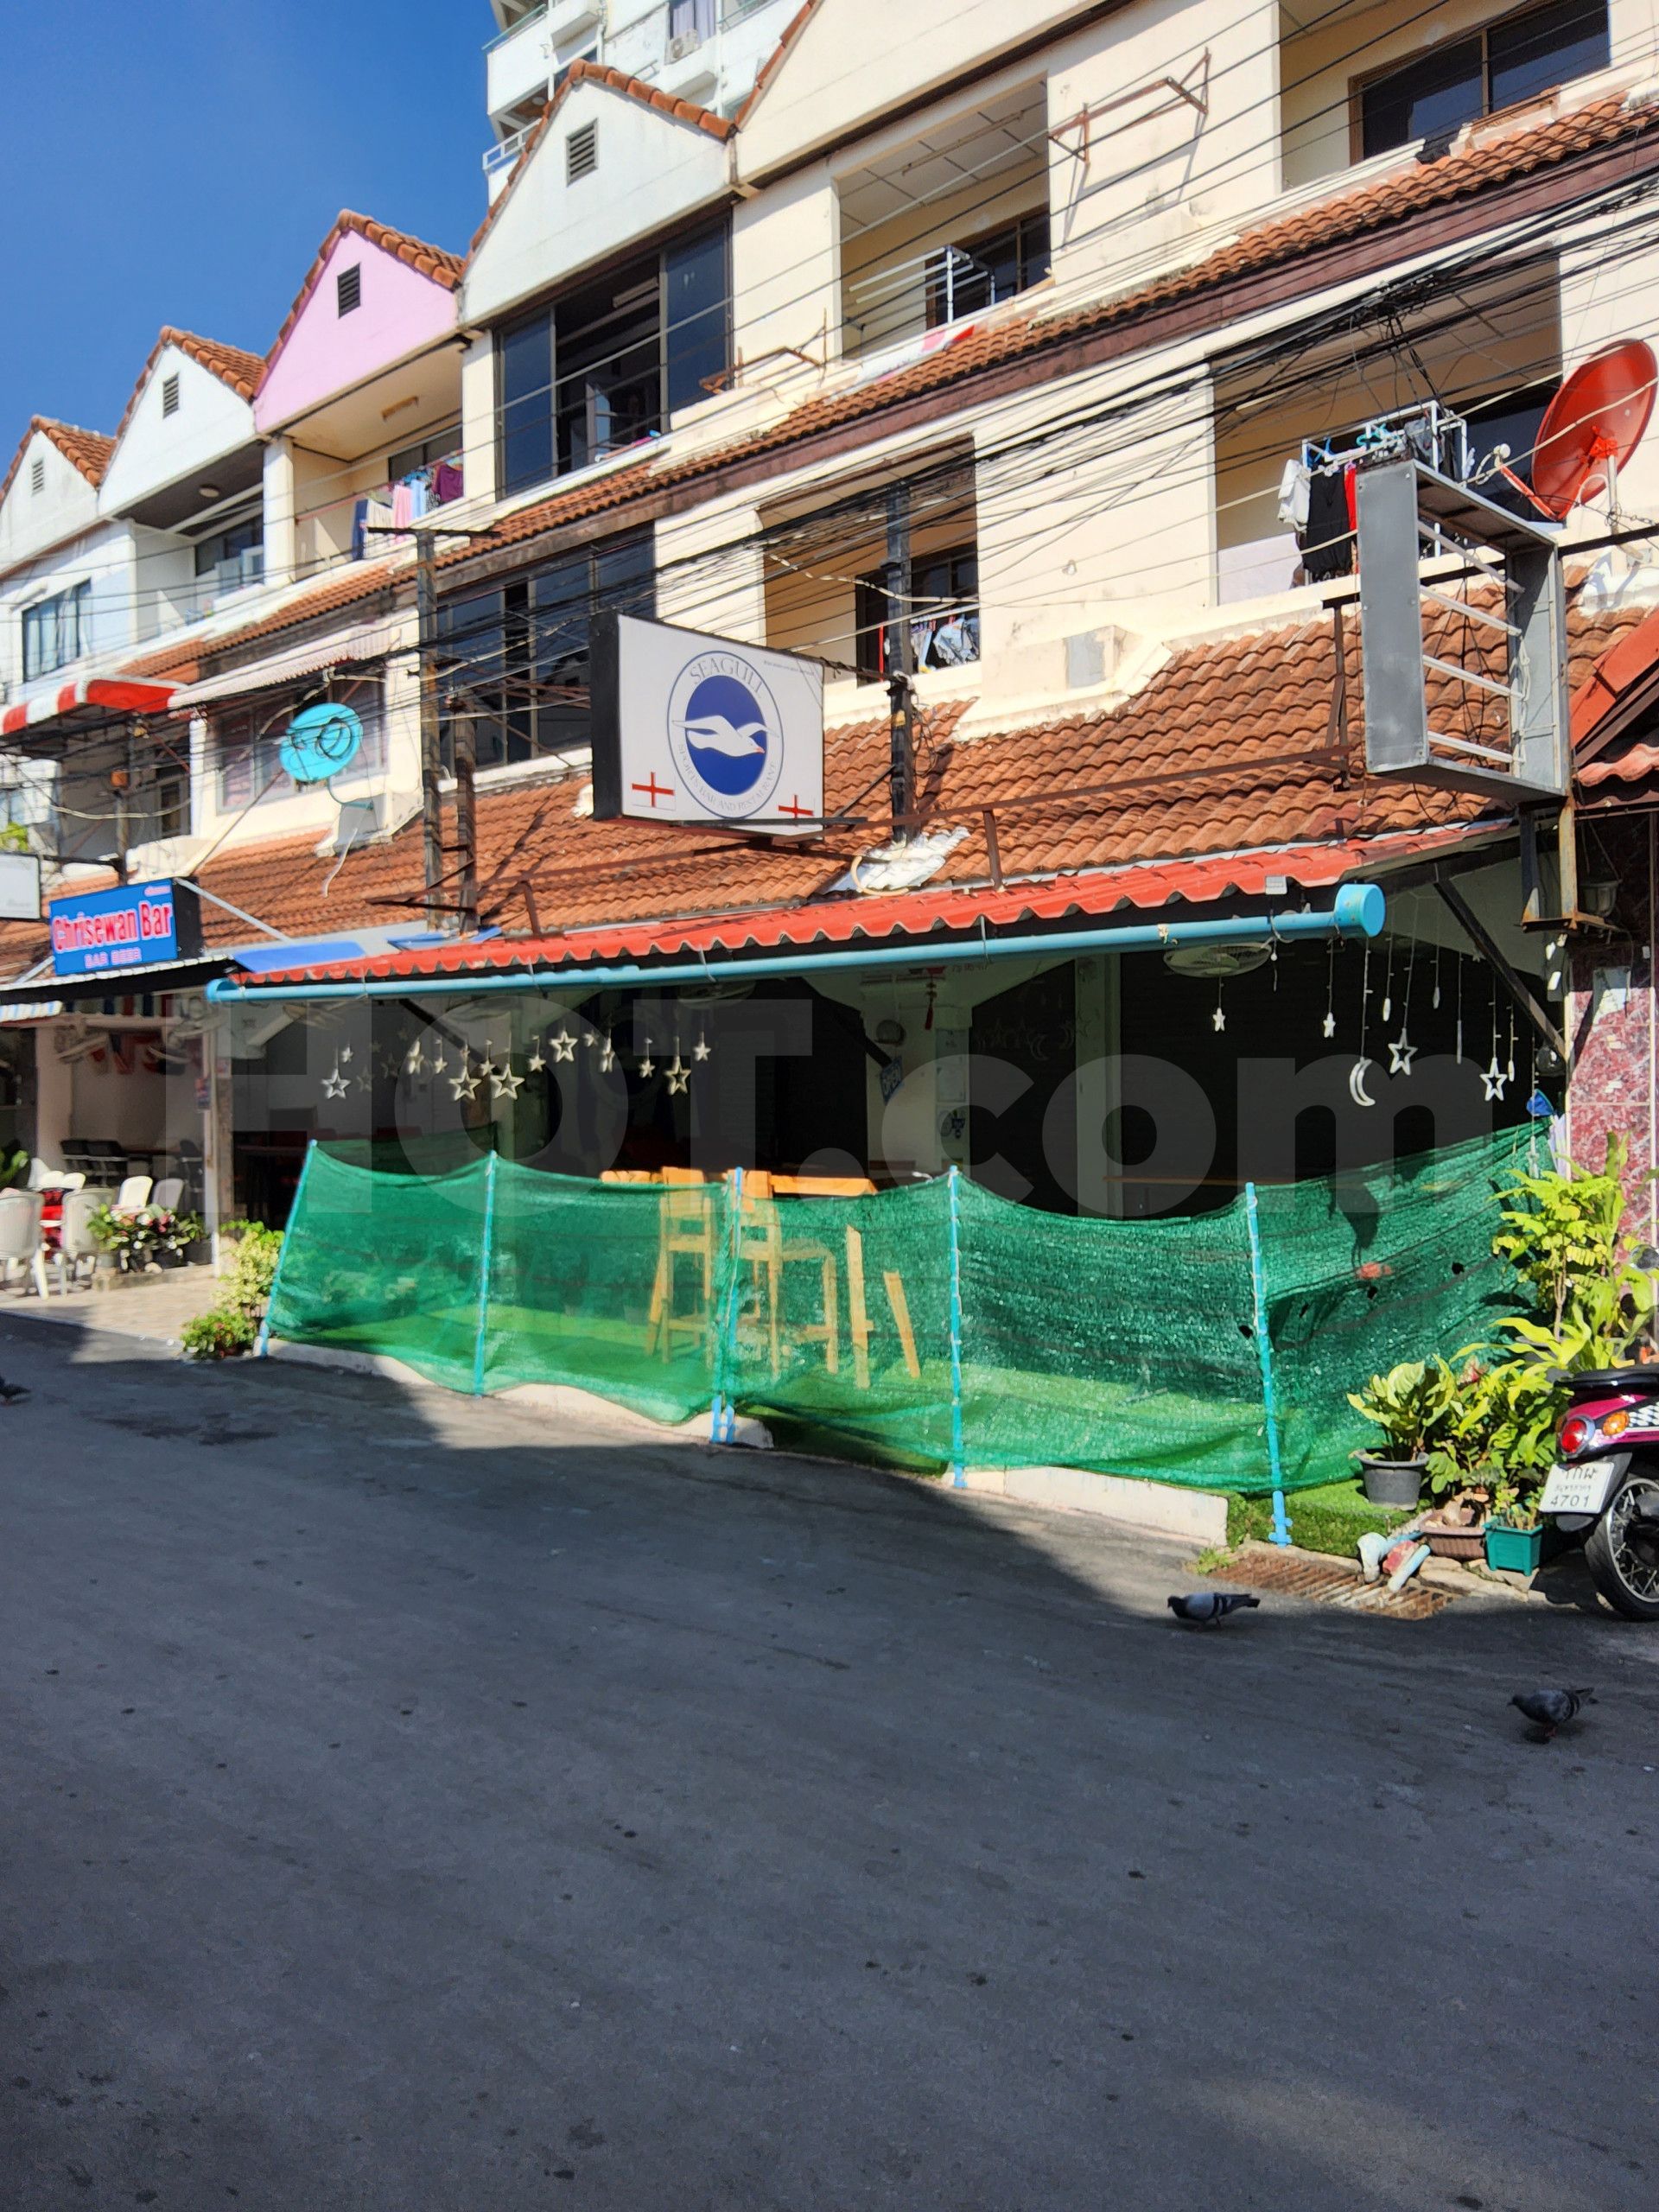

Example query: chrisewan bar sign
[589,612,825,833]
[48,878,203,978]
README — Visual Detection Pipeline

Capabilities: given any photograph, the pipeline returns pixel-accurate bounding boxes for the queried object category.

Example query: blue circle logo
[667,652,784,818]
[680,673,768,797]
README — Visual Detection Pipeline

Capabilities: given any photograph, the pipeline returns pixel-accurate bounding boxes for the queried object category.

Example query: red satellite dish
[1530,340,1658,518]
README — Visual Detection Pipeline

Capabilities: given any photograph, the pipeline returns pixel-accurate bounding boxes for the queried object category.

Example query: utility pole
[416,530,443,931]
[883,481,915,842]
[449,688,480,937]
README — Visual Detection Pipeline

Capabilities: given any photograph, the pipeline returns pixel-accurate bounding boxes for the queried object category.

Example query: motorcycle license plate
[1540,1462,1621,1516]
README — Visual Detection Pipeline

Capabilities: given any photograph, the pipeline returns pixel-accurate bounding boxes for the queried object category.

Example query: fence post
[1243,1180,1291,1547]
[710,1166,743,1443]
[947,1165,966,1486]
[257,1138,315,1357]
[472,1150,498,1398]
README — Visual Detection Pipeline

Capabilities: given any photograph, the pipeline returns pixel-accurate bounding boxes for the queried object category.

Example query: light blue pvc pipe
[206,884,1385,1005]
[1243,1180,1292,1548]
[257,1136,315,1357]
[472,1149,498,1396]
[947,1165,966,1487]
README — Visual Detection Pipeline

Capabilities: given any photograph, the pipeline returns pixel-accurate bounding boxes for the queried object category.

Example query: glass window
[440,536,654,771]
[496,225,731,493]
[22,580,91,681]
[194,511,264,582]
[1490,0,1609,108]
[925,209,1051,328]
[1360,2,1608,160]
[500,310,555,496]
[214,680,386,811]
[665,225,731,414]
[855,542,980,683]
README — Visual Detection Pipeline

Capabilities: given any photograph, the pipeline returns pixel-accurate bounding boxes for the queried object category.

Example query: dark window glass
[556,258,662,477]
[22,580,91,681]
[1361,34,1484,157]
[496,222,731,492]
[925,208,1052,328]
[855,541,980,683]
[1490,0,1608,107]
[441,537,654,770]
[214,680,386,810]
[500,310,554,495]
[1361,2,1608,159]
[194,511,263,580]
[664,224,731,413]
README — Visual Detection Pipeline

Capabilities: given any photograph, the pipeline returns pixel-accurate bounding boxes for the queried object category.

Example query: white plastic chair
[152,1177,184,1211]
[115,1175,153,1211]
[0,1191,49,1300]
[54,1189,103,1294]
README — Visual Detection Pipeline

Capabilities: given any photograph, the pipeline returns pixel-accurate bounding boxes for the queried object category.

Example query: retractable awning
[170,619,402,707]
[0,677,178,737]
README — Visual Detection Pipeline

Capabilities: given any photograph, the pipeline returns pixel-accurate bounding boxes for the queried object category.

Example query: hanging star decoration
[431,1047,448,1075]
[405,1042,427,1077]
[550,1028,577,1063]
[599,1035,618,1074]
[1388,1029,1417,1077]
[1211,1003,1226,1033]
[322,1061,349,1101]
[527,1044,546,1072]
[450,1062,480,1101]
[639,1040,656,1077]
[582,1030,596,1048]
[693,1033,712,1063]
[492,1065,524,1101]
[666,1052,690,1096]
[339,1043,353,1065]
[1482,1056,1508,1103]
[475,1045,499,1083]
[1321,1009,1337,1039]
[354,1069,372,1093]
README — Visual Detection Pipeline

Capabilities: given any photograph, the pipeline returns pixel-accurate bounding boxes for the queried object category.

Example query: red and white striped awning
[0,677,178,738]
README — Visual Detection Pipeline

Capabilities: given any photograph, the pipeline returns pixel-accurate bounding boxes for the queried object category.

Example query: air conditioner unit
[667,30,702,60]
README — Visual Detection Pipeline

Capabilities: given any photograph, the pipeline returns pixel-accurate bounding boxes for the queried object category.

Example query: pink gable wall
[255,232,456,434]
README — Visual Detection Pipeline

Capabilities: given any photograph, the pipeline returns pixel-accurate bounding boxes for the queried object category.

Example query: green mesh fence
[264,1127,1532,1495]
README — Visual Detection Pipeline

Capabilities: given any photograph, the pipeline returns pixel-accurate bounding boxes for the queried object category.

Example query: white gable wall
[463,79,732,327]
[0,518,138,704]
[0,430,103,575]
[99,346,257,518]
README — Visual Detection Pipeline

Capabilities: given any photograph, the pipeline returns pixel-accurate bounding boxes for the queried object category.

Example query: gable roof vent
[567,121,598,183]
[29,455,44,496]
[337,263,362,316]
[162,372,181,418]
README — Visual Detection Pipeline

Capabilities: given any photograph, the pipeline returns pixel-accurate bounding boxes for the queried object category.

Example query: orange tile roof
[111,327,266,446]
[4,585,1637,988]
[0,416,116,507]
[733,0,821,130]
[450,91,1659,576]
[467,58,734,262]
[257,212,463,397]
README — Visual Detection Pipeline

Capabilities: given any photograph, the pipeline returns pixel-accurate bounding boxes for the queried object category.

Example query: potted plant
[1485,1466,1546,1574]
[1347,1357,1459,1506]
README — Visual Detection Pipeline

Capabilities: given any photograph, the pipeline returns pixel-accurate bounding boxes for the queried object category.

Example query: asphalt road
[3,1313,1657,2211]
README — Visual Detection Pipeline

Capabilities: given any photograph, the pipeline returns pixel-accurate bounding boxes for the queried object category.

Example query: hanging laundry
[434,459,464,505]
[407,473,429,522]
[1300,468,1353,580]
[391,479,415,531]
[1276,456,1311,531]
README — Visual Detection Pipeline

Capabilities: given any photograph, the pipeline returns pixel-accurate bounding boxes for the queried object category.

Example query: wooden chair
[647,1167,715,1358]
[734,1169,840,1378]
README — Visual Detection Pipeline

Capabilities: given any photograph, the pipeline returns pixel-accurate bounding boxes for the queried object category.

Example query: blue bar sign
[48,878,202,978]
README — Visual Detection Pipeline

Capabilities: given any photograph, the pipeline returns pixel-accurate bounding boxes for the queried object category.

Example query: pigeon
[1167,1592,1260,1625]
[1510,1688,1594,1738]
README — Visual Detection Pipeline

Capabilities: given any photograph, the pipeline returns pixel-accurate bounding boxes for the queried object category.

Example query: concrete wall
[99,346,257,519]
[257,234,457,435]
[0,429,105,576]
[0,518,139,704]
[464,78,732,329]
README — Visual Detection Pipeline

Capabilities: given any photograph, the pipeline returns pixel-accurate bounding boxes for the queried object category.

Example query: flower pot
[1358,1453,1426,1508]
[1423,1519,1487,1560]
[185,1238,212,1266]
[1484,1522,1543,1575]
[153,1247,182,1270]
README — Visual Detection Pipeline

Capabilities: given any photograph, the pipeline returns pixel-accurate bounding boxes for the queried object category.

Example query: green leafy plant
[1347,1357,1459,1459]
[0,821,29,854]
[0,1144,29,1192]
[182,1223,283,1362]
[181,1306,257,1360]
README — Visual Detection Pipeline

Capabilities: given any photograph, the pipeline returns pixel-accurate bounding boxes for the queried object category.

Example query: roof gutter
[205,882,1384,1004]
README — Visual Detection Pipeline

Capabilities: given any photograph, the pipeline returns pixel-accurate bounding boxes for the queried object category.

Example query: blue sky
[0,1,488,449]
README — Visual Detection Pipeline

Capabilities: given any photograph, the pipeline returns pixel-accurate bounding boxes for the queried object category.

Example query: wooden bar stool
[647,1166,715,1358]
[735,1170,841,1378]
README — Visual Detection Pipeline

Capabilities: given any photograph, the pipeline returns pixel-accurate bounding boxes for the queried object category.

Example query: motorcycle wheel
[1585,1472,1659,1621]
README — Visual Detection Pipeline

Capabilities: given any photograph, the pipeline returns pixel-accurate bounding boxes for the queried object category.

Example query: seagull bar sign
[589,613,825,836]
[48,878,203,979]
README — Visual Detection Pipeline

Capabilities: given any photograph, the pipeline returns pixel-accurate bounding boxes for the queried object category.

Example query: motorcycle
[1538,1366,1659,1620]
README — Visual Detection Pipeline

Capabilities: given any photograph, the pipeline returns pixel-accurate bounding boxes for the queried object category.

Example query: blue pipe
[207,883,1385,1003]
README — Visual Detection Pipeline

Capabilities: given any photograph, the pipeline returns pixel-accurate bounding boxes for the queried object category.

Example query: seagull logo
[678,711,767,760]
[677,671,771,799]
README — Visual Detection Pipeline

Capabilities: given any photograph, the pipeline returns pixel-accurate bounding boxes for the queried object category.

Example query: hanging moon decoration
[1349,1057,1377,1108]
